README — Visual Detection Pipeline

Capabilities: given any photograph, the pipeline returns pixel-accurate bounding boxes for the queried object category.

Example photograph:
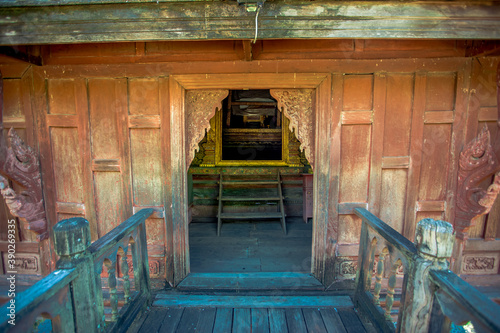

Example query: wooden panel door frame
[167,73,334,286]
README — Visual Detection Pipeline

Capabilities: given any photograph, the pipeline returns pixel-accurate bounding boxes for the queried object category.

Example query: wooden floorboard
[251,308,270,333]
[132,305,372,333]
[189,219,312,273]
[319,308,347,333]
[285,308,308,332]
[302,308,328,333]
[157,308,184,333]
[137,308,168,333]
[233,308,252,333]
[195,308,217,333]
[213,308,233,333]
[337,308,368,333]
[268,308,288,333]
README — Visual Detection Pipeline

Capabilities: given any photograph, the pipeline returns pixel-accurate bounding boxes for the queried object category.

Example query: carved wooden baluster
[120,248,130,304]
[366,238,378,289]
[373,248,388,305]
[106,260,119,321]
[385,259,401,321]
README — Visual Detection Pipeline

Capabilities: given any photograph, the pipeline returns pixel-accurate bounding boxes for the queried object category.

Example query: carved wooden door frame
[167,73,334,286]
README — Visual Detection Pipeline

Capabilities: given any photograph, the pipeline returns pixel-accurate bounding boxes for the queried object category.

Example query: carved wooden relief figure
[270,89,315,169]
[455,63,500,239]
[185,89,229,168]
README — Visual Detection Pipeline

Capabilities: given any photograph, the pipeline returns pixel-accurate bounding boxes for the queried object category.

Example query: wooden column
[53,217,101,333]
[399,218,454,333]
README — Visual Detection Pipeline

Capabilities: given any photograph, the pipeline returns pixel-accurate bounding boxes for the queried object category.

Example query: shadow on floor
[189,217,312,273]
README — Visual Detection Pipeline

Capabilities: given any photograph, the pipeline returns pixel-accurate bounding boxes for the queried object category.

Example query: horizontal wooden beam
[0,1,500,45]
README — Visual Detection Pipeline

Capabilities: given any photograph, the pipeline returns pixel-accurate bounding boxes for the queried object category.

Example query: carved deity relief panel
[185,89,229,169]
[270,89,315,169]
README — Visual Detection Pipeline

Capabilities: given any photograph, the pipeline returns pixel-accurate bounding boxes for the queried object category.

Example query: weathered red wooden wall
[0,40,497,286]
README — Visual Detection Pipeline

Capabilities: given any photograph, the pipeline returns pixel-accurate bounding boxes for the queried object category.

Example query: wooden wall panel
[50,127,84,203]
[418,124,452,201]
[338,215,361,244]
[339,125,371,203]
[130,129,162,206]
[88,79,121,160]
[93,172,126,236]
[343,75,373,111]
[129,78,160,115]
[47,79,77,115]
[3,79,23,118]
[379,169,407,233]
[425,73,457,111]
[88,78,131,237]
[383,74,414,157]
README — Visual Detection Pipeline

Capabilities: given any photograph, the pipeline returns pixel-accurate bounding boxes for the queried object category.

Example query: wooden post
[53,217,102,333]
[399,218,454,333]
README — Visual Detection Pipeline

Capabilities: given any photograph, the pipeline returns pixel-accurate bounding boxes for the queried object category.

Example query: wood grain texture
[339,124,371,203]
[130,129,162,206]
[383,74,414,157]
[50,127,83,203]
[2,1,500,45]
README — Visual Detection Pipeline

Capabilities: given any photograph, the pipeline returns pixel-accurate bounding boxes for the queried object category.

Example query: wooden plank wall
[0,40,497,285]
[0,64,51,276]
[33,74,170,284]
[333,66,472,282]
[460,58,500,277]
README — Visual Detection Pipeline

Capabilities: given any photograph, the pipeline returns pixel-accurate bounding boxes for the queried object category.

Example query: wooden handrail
[0,269,77,332]
[0,208,154,333]
[354,207,500,333]
[354,208,417,258]
[429,269,500,333]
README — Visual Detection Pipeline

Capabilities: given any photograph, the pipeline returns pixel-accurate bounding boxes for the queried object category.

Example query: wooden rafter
[0,1,500,45]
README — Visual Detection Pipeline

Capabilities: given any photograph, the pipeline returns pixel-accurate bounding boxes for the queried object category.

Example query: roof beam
[0,1,499,45]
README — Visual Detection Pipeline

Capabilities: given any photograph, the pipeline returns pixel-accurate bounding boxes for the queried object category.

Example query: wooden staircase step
[219,212,284,219]
[221,181,280,185]
[219,196,281,201]
[176,272,325,291]
[153,294,353,308]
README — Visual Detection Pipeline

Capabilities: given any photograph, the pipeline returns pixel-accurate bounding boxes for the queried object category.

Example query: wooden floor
[130,294,373,333]
[189,218,312,273]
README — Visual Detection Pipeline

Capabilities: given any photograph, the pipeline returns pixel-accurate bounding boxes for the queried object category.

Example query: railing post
[398,218,454,333]
[53,218,102,333]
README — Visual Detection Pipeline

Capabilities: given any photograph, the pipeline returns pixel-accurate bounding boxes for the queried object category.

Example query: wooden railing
[0,208,154,333]
[354,208,500,333]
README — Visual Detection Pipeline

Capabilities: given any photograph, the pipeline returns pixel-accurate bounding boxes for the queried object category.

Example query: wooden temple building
[0,0,500,332]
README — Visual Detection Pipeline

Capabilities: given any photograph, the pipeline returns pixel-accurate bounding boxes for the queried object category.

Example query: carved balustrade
[354,207,500,333]
[0,208,154,333]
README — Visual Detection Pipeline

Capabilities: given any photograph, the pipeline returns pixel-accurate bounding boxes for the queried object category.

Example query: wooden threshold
[177,272,324,291]
[153,294,353,308]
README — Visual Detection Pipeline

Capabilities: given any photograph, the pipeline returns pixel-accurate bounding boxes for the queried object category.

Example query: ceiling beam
[0,1,500,45]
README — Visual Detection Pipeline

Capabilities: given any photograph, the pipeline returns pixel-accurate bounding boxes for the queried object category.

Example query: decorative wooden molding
[416,200,446,212]
[0,129,48,241]
[341,111,373,125]
[185,89,228,169]
[455,126,500,239]
[381,156,410,169]
[2,2,500,45]
[91,159,121,172]
[271,89,315,169]
[128,115,161,129]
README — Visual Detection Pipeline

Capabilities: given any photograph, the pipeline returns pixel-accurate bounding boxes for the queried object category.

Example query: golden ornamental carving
[271,89,315,169]
[185,89,228,168]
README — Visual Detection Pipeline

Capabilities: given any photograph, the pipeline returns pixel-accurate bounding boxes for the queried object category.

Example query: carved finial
[415,219,454,259]
[53,217,91,269]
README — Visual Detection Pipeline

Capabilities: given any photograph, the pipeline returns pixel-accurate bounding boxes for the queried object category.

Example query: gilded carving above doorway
[271,89,315,169]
